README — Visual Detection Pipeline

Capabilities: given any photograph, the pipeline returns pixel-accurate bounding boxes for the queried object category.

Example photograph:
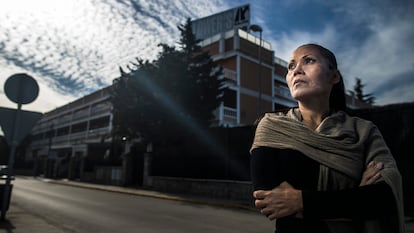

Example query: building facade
[29,87,114,179]
[202,28,297,126]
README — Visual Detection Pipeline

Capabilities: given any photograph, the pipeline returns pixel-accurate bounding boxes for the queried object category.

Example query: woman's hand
[253,181,303,220]
[252,162,382,221]
[360,161,383,186]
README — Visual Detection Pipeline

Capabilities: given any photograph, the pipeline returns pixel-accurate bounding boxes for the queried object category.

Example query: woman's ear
[332,70,341,84]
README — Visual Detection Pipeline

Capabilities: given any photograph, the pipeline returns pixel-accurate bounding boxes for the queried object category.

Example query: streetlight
[249,24,263,116]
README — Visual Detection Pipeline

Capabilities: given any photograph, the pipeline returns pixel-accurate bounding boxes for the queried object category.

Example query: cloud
[370,70,414,105]
[269,25,338,63]
[260,0,414,105]
[0,0,223,113]
[332,0,414,104]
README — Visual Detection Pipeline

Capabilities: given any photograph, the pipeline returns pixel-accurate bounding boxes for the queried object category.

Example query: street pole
[2,73,41,220]
[1,103,21,220]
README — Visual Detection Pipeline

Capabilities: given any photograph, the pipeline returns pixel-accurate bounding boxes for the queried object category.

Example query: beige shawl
[250,108,405,233]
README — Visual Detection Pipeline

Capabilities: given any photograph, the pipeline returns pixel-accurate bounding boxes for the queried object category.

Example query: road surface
[10,177,274,233]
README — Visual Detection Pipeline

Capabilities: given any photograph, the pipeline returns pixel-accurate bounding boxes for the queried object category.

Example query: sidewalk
[0,205,68,233]
[1,177,414,233]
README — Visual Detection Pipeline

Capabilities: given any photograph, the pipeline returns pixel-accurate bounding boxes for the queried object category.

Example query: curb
[37,177,257,212]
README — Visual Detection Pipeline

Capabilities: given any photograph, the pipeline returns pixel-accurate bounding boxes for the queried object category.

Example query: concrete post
[143,152,152,187]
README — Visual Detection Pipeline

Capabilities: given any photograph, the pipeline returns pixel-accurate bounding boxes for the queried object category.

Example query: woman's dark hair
[297,44,347,112]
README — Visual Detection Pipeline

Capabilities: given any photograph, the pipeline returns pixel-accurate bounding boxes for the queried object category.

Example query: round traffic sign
[4,73,39,104]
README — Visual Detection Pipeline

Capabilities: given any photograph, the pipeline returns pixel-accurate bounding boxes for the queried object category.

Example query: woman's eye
[288,63,296,70]
[304,57,316,64]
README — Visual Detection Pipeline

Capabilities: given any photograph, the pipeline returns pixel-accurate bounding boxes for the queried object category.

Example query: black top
[250,147,397,233]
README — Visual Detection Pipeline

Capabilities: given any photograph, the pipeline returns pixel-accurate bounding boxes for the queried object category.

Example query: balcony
[238,29,271,50]
[72,108,89,121]
[91,103,112,116]
[222,106,237,125]
[222,68,237,84]
[87,127,110,139]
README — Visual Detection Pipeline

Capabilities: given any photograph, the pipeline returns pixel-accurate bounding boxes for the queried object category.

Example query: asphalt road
[10,178,274,233]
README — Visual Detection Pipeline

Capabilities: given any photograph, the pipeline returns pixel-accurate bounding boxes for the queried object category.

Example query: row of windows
[32,116,110,140]
[34,100,111,131]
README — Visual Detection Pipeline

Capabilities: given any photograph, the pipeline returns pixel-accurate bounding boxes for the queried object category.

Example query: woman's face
[286,45,339,103]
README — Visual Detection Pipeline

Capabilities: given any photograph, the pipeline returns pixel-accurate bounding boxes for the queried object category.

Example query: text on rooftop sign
[192,4,250,40]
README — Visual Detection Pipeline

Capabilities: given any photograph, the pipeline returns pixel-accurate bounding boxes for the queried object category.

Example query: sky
[1,0,413,113]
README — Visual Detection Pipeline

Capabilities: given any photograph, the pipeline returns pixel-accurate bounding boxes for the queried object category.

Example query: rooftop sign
[192,4,250,40]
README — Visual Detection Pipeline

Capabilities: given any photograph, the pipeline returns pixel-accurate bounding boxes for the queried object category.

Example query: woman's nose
[293,63,304,76]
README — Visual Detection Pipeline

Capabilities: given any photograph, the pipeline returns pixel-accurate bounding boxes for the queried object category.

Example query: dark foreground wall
[151,126,255,181]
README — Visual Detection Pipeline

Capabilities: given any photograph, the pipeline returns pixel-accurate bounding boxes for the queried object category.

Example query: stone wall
[147,176,254,205]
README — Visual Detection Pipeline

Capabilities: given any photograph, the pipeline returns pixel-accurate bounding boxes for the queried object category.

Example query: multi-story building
[201,27,296,126]
[192,4,297,127]
[29,87,114,179]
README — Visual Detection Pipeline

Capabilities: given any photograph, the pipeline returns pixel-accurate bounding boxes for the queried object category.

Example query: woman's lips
[293,79,305,86]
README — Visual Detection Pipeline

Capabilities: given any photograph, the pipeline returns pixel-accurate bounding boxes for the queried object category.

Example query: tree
[110,18,224,146]
[177,18,224,127]
[111,63,160,142]
[349,77,375,104]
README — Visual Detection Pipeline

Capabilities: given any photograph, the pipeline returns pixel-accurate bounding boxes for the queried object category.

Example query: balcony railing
[223,68,237,84]
[88,127,110,139]
[223,106,237,119]
[238,29,272,50]
[91,104,111,115]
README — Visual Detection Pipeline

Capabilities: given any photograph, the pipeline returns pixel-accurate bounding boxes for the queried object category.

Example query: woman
[250,44,405,233]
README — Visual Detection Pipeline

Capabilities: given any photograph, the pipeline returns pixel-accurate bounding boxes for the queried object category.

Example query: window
[89,116,110,130]
[57,126,70,136]
[71,122,87,133]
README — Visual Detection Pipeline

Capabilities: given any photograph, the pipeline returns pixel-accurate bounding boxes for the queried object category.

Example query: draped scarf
[250,108,405,233]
